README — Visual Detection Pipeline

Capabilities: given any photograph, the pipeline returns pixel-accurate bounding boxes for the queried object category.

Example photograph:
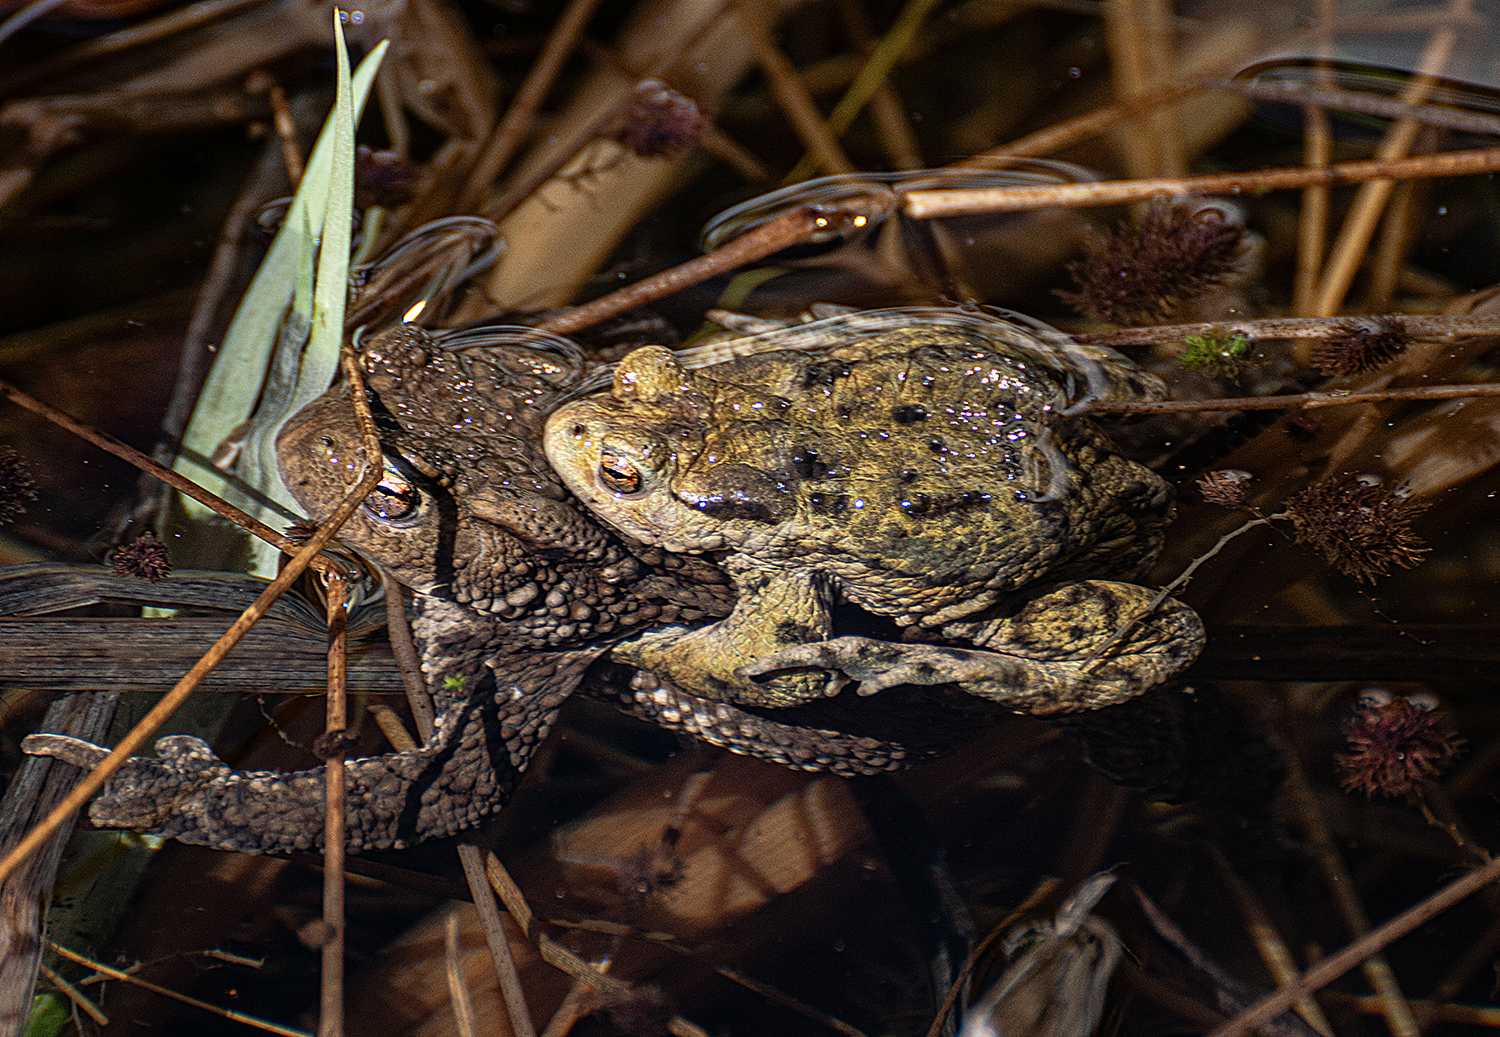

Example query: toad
[27,325,937,853]
[545,307,1204,713]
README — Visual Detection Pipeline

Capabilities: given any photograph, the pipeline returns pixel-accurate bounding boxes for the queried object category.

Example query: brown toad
[545,308,1204,713]
[26,325,946,853]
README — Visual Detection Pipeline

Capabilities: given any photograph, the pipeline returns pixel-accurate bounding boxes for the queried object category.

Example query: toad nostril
[571,424,585,437]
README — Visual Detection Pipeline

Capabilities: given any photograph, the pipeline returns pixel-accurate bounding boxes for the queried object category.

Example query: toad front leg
[740,581,1204,714]
[23,649,601,853]
[611,567,839,707]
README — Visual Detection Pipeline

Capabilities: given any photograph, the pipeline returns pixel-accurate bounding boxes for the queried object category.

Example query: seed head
[616,81,708,159]
[0,448,36,525]
[1338,690,1461,799]
[112,532,172,582]
[1314,317,1411,376]
[1057,200,1246,325]
[353,146,419,209]
[1283,476,1427,583]
[1197,468,1252,508]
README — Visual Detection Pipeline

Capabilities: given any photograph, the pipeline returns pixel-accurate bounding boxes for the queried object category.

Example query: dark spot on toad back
[790,448,830,480]
[891,404,928,424]
[928,438,948,454]
[803,361,852,388]
[808,492,849,516]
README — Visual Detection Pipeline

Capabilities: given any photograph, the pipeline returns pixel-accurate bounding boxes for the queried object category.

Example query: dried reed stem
[0,378,309,561]
[460,0,607,210]
[318,568,348,1037]
[535,205,843,335]
[1311,0,1474,316]
[1078,381,1500,415]
[785,0,937,181]
[458,843,537,1037]
[905,145,1500,218]
[1075,313,1500,346]
[736,0,854,177]
[50,942,312,1037]
[0,353,384,889]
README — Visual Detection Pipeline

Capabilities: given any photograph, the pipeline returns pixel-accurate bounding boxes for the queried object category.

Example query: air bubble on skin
[1358,687,1394,708]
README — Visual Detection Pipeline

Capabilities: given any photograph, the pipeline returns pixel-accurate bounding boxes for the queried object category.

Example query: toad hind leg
[23,649,602,853]
[741,580,1204,715]
[612,568,838,707]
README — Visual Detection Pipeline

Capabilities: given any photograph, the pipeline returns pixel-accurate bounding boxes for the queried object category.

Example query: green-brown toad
[544,307,1204,713]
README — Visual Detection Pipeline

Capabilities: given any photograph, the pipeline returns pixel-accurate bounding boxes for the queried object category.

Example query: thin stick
[479,850,712,1037]
[36,964,108,1026]
[460,0,608,210]
[1293,0,1335,320]
[0,357,384,889]
[830,0,922,171]
[784,0,938,181]
[50,942,313,1037]
[445,908,482,1037]
[0,378,311,561]
[1279,747,1418,1037]
[268,83,305,188]
[318,569,348,1037]
[1075,313,1500,347]
[458,843,537,1037]
[534,205,840,335]
[480,0,735,223]
[1204,783,1499,1037]
[381,570,433,741]
[903,145,1500,219]
[1311,0,1473,317]
[960,78,1209,167]
[736,0,854,178]
[1206,845,1335,1037]
[1078,381,1500,415]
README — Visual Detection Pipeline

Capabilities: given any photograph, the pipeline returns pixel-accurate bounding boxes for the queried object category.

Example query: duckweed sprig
[1179,331,1260,378]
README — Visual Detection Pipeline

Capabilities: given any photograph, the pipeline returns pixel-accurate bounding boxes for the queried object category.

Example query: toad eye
[363,459,422,523]
[598,451,642,495]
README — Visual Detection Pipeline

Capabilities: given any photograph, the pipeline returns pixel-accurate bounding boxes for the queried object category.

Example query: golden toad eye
[363,460,422,523]
[598,452,642,495]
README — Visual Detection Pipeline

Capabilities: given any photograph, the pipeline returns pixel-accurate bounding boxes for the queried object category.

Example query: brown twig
[0,377,320,564]
[36,964,108,1026]
[444,909,481,1037]
[268,83,304,188]
[479,850,712,1037]
[458,843,536,1037]
[381,570,434,741]
[736,0,854,178]
[1075,313,1500,347]
[1077,381,1500,415]
[1204,793,1500,1037]
[49,943,312,1037]
[0,355,384,889]
[534,204,848,335]
[830,0,921,171]
[784,0,937,182]
[904,146,1500,219]
[460,0,608,210]
[480,0,735,223]
[318,567,348,1037]
[1310,0,1473,317]
[960,77,1209,167]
